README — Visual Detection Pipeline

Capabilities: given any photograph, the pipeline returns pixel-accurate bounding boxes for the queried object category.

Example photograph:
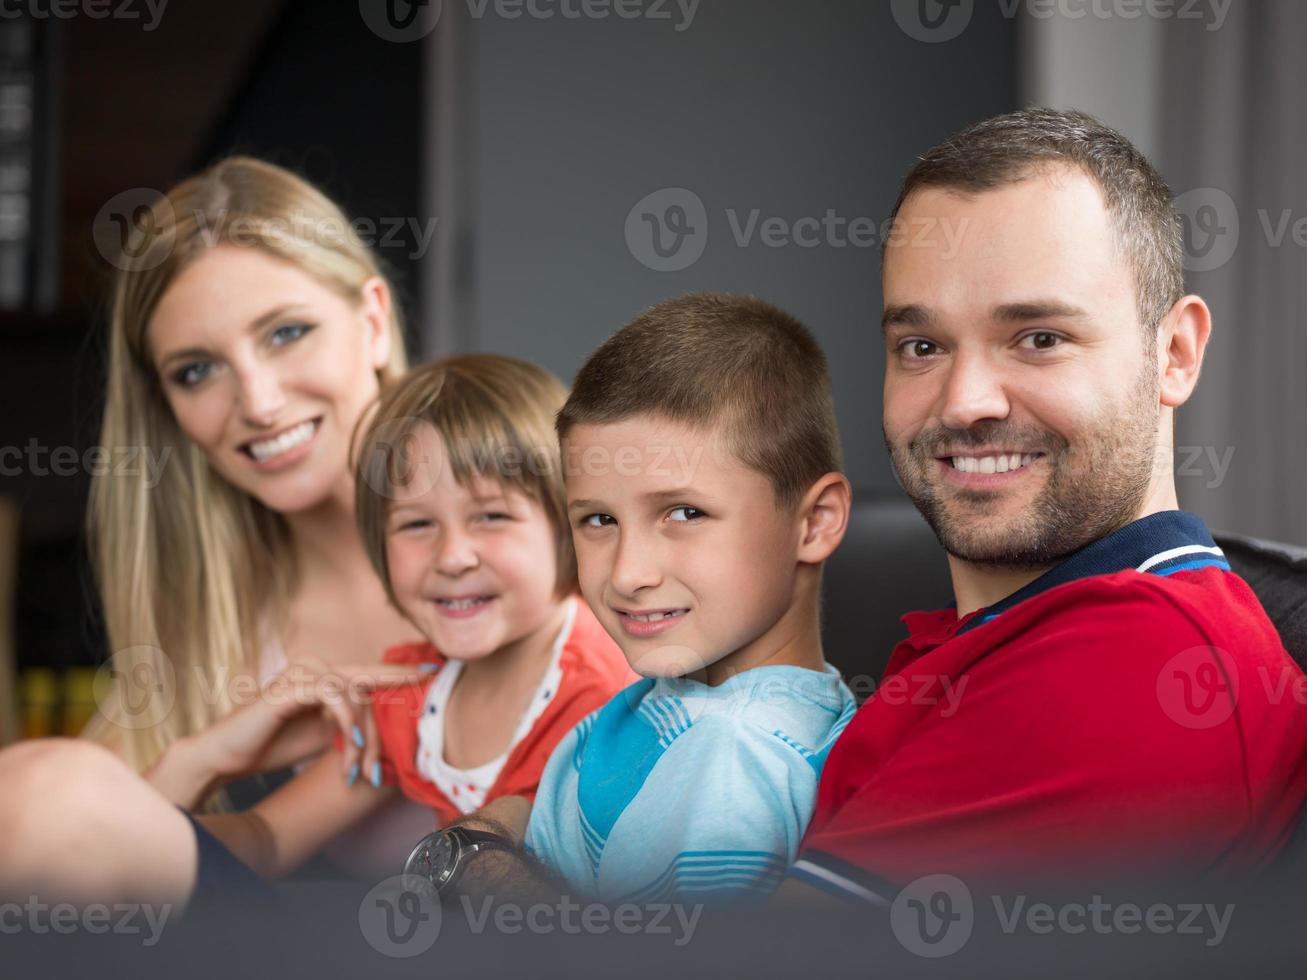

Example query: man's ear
[359,275,394,371]
[796,473,852,565]
[1157,294,1212,409]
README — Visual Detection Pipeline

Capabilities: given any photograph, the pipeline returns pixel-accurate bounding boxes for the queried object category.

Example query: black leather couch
[820,494,1307,689]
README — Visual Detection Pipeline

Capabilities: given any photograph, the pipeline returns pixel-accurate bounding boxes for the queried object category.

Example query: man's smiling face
[882,164,1167,568]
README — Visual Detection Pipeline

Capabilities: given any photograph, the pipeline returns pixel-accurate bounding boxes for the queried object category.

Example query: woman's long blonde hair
[83,157,409,785]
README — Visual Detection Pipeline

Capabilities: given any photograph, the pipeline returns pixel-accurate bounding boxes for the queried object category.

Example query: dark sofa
[820,495,1307,686]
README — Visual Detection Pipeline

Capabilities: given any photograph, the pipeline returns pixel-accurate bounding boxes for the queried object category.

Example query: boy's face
[565,414,800,679]
[385,424,561,661]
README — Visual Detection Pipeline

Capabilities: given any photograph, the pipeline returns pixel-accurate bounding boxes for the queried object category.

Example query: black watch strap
[404,826,515,897]
[449,826,514,854]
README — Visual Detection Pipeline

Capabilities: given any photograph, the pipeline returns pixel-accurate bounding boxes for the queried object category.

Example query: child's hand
[199,657,429,789]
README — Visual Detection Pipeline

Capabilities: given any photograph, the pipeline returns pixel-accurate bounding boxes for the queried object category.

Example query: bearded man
[781,108,1307,903]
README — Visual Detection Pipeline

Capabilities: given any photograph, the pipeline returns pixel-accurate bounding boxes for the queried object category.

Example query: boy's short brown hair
[557,292,842,507]
[355,355,576,609]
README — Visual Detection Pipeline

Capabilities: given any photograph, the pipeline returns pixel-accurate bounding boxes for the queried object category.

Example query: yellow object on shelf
[21,667,59,739]
[62,667,99,736]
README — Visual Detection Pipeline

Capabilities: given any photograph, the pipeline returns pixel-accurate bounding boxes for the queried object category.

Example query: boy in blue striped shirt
[447,293,856,903]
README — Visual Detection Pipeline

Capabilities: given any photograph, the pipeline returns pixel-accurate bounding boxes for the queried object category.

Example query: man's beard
[886,368,1160,570]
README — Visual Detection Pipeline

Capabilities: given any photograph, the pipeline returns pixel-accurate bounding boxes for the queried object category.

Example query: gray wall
[424,0,1018,493]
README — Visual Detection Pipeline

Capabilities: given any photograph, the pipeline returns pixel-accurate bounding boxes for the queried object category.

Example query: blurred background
[1,0,1303,741]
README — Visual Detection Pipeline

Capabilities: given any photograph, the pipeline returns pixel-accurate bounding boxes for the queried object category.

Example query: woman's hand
[146,658,429,809]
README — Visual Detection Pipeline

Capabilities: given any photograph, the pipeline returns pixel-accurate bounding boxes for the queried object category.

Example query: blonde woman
[64,157,432,876]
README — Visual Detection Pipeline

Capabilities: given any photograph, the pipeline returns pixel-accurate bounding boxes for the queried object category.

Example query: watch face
[404,831,454,890]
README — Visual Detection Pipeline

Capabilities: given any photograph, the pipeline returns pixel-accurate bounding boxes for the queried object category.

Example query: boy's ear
[796,473,852,565]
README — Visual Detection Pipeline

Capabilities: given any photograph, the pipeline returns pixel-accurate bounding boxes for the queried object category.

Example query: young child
[452,293,857,903]
[173,355,636,896]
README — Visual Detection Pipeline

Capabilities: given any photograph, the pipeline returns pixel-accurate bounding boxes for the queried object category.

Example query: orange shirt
[358,600,636,829]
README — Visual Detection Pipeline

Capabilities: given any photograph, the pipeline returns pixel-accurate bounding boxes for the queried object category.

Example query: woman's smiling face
[148,244,393,514]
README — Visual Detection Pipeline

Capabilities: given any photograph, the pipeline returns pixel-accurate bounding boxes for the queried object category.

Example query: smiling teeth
[627,610,685,622]
[951,453,1040,474]
[248,421,317,462]
[437,597,491,610]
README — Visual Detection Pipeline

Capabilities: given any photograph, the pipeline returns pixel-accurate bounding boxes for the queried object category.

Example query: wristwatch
[403,826,514,897]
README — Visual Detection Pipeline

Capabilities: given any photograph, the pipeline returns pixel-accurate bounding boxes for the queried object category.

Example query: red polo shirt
[791,511,1307,900]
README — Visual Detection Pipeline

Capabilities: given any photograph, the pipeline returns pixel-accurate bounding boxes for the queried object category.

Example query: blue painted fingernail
[352,725,364,748]
[370,762,382,788]
[418,664,440,674]
[347,762,359,786]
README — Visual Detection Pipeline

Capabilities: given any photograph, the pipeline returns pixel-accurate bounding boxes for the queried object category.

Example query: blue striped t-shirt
[524,662,856,903]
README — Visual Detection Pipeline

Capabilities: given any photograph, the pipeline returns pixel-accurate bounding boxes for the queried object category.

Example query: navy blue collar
[956,510,1230,636]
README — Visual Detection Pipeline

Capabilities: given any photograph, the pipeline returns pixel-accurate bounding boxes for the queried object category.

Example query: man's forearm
[449,814,564,905]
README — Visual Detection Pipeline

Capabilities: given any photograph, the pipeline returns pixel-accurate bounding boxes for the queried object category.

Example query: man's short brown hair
[889,107,1184,334]
[355,355,576,610]
[557,292,842,507]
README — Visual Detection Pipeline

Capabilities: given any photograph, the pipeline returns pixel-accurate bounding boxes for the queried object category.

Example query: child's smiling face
[384,424,562,661]
[564,414,804,681]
